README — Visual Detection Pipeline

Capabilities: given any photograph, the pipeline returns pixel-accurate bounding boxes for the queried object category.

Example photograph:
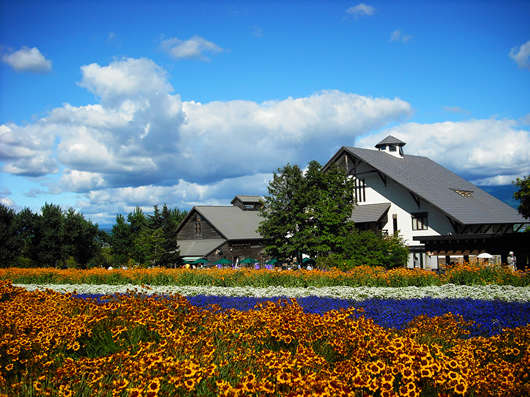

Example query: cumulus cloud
[161,36,223,61]
[346,3,375,17]
[357,119,530,185]
[390,29,412,43]
[509,40,530,70]
[1,57,414,221]
[1,46,52,73]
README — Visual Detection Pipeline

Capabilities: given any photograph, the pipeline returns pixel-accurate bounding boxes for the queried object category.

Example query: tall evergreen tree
[160,204,181,266]
[111,214,132,265]
[0,204,22,267]
[258,164,307,261]
[64,208,100,267]
[36,203,66,267]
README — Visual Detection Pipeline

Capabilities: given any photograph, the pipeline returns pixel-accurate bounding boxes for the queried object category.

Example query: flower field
[2,277,529,396]
[1,264,529,287]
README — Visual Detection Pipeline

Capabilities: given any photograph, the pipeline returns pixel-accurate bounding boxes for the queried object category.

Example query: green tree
[0,204,22,267]
[514,175,530,219]
[259,163,306,261]
[160,204,181,266]
[14,207,39,266]
[128,207,149,264]
[111,214,132,265]
[63,208,100,267]
[338,230,408,270]
[35,203,66,267]
[300,161,355,258]
[259,161,355,261]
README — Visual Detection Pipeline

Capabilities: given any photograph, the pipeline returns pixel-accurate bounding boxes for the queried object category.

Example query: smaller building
[176,196,265,263]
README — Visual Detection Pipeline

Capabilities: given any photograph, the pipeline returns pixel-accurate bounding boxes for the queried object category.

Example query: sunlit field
[1,264,529,396]
[1,264,528,287]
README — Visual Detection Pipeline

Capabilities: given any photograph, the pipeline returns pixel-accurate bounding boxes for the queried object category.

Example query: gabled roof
[375,135,406,148]
[178,239,226,257]
[177,205,263,240]
[326,146,526,225]
[351,203,391,223]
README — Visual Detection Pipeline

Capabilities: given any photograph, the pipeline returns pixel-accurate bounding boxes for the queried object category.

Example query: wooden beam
[409,191,421,208]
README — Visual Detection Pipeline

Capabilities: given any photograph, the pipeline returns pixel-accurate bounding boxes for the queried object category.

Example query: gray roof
[178,239,225,257]
[195,206,263,239]
[231,195,264,203]
[351,203,391,223]
[340,147,526,225]
[375,135,406,148]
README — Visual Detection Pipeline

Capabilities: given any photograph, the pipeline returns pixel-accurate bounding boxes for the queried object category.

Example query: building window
[389,145,396,152]
[412,212,428,230]
[393,214,398,236]
[354,178,366,203]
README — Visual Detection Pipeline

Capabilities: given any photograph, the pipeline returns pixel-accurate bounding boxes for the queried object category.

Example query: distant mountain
[479,184,519,210]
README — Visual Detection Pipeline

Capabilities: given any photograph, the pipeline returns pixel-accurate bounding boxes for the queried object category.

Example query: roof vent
[451,189,473,198]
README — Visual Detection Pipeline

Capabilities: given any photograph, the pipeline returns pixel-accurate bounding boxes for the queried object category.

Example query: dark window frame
[411,212,428,231]
[354,178,366,203]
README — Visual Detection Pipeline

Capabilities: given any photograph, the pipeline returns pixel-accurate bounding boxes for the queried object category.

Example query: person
[507,251,517,272]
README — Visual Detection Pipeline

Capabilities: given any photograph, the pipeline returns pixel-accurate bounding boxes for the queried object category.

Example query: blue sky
[1,0,529,226]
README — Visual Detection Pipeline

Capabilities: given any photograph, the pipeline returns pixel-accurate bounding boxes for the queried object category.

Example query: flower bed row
[2,263,529,287]
[2,281,529,396]
[16,282,530,301]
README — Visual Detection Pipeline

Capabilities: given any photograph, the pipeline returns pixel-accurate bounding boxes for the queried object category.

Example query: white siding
[350,162,455,268]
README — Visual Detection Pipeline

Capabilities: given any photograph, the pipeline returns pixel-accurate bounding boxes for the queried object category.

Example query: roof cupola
[375,135,406,158]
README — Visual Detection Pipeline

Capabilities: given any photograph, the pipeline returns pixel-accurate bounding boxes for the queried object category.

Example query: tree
[111,214,132,265]
[338,230,408,270]
[0,204,22,267]
[514,175,530,219]
[35,203,66,267]
[259,163,306,261]
[63,208,100,267]
[159,204,181,266]
[300,161,355,258]
[259,161,355,261]
[14,207,40,266]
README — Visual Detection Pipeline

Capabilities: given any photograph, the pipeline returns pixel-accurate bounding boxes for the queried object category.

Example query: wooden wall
[204,240,266,263]
[177,210,223,240]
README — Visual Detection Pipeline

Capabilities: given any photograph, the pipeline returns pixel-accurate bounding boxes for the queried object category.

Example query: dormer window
[389,145,396,152]
[452,189,473,198]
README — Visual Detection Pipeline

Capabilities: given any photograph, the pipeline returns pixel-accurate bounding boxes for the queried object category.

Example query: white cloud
[1,46,52,73]
[161,36,223,61]
[390,29,412,43]
[357,119,530,185]
[471,175,521,186]
[0,197,14,208]
[1,57,413,221]
[509,40,530,70]
[346,3,375,17]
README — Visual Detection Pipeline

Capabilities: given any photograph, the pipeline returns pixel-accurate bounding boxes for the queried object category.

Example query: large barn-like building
[323,135,529,268]
[176,136,528,268]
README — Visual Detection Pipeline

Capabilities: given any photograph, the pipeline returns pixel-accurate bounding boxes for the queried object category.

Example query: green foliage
[110,204,186,267]
[514,175,530,219]
[319,230,409,271]
[0,204,22,267]
[259,161,355,262]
